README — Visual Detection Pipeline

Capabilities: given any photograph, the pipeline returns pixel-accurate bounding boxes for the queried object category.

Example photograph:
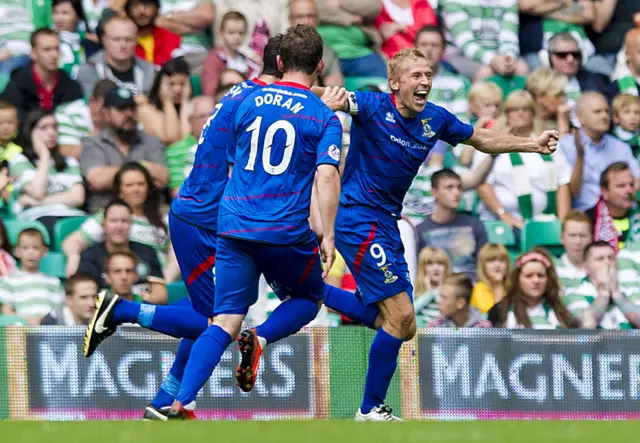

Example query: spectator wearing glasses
[41,273,98,325]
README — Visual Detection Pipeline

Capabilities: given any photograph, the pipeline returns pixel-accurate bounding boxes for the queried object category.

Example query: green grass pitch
[1,420,639,443]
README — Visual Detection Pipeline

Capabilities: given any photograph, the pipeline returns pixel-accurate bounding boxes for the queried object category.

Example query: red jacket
[374,0,438,59]
[135,26,181,66]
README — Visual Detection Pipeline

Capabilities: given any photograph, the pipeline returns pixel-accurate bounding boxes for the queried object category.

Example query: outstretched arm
[465,128,559,155]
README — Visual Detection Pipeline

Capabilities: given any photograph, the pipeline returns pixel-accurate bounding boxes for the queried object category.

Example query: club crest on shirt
[421,118,435,139]
[328,144,340,161]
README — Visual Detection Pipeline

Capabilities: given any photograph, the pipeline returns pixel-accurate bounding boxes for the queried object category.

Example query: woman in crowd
[471,243,510,314]
[526,68,572,137]
[414,246,451,327]
[12,110,86,237]
[52,0,89,77]
[0,219,16,277]
[489,247,578,329]
[63,162,179,281]
[135,57,192,144]
[494,90,544,137]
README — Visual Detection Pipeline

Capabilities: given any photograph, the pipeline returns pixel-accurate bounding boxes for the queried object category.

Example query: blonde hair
[415,246,451,294]
[561,210,593,233]
[494,90,544,135]
[526,67,568,98]
[612,93,640,116]
[477,243,510,287]
[387,47,429,81]
[468,81,503,105]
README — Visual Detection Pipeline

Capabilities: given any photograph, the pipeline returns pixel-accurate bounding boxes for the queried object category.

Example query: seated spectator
[428,274,492,328]
[374,0,437,59]
[526,67,572,137]
[0,101,31,178]
[124,0,181,66]
[612,94,640,158]
[166,96,215,197]
[288,0,344,87]
[41,273,98,325]
[77,199,167,304]
[586,162,640,251]
[201,11,260,97]
[0,219,16,277]
[416,169,487,280]
[104,249,144,302]
[563,241,640,329]
[440,0,529,81]
[11,110,85,237]
[414,246,451,327]
[474,90,572,228]
[215,69,248,96]
[0,28,84,124]
[317,0,388,78]
[54,97,92,159]
[458,82,502,167]
[80,86,168,213]
[75,15,155,96]
[555,210,591,288]
[136,57,191,144]
[0,0,33,76]
[0,228,64,325]
[64,162,175,278]
[488,248,578,328]
[470,243,509,314]
[607,26,640,97]
[52,0,90,78]
[88,79,117,136]
[559,92,640,210]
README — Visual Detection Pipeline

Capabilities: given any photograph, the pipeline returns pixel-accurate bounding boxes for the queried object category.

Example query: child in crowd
[459,82,503,166]
[414,246,451,327]
[471,243,510,314]
[612,94,640,158]
[428,274,492,328]
[201,11,260,97]
[0,228,64,324]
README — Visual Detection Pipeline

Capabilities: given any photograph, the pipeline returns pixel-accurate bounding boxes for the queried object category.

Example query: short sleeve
[56,99,92,146]
[9,153,34,180]
[78,212,104,245]
[143,135,167,164]
[437,107,474,147]
[0,278,14,307]
[347,91,383,122]
[316,114,343,169]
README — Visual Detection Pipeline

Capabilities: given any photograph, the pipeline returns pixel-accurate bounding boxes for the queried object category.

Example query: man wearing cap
[80,86,168,213]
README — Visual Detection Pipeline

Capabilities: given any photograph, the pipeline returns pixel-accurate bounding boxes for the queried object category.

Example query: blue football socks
[255,297,319,344]
[323,285,379,329]
[360,327,403,414]
[151,338,195,409]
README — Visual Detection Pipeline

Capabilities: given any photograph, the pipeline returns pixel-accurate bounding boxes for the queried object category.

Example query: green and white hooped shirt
[505,302,561,329]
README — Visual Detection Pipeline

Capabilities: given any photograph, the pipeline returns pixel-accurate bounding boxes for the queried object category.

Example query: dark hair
[30,28,59,48]
[65,273,97,297]
[148,57,191,111]
[279,25,323,75]
[262,34,283,79]
[0,218,10,253]
[91,79,117,99]
[583,240,615,261]
[18,228,46,246]
[431,168,461,189]
[600,161,630,189]
[415,24,445,47]
[104,248,138,272]
[443,273,473,304]
[104,198,132,218]
[52,0,89,31]
[216,68,247,92]
[0,101,17,112]
[20,109,67,172]
[221,11,247,29]
[214,84,235,102]
[114,162,166,237]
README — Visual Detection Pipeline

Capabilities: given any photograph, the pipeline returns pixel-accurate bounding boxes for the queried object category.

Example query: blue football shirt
[341,91,474,218]
[171,78,267,231]
[217,81,343,245]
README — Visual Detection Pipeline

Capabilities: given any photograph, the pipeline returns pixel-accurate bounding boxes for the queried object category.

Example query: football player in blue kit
[322,47,559,421]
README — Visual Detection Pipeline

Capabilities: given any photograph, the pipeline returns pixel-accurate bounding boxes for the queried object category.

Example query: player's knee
[388,306,415,341]
[405,317,417,341]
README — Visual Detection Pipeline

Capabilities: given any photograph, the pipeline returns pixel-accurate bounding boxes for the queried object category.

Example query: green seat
[191,74,202,97]
[0,315,27,326]
[53,216,88,251]
[344,76,389,92]
[0,73,9,95]
[5,220,50,246]
[167,281,189,304]
[483,220,519,261]
[521,219,563,257]
[39,252,67,278]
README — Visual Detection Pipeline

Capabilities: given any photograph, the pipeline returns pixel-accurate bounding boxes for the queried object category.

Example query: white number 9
[370,243,386,267]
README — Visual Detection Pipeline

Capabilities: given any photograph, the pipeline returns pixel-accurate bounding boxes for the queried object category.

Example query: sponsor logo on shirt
[390,134,428,151]
[385,112,396,123]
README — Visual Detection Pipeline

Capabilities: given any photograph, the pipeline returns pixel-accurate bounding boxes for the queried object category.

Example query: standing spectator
[136,57,191,144]
[0,0,34,76]
[104,249,142,302]
[610,28,640,98]
[201,11,260,97]
[0,219,16,277]
[12,110,85,237]
[559,92,640,211]
[75,16,155,97]
[0,228,64,325]
[288,0,344,87]
[124,0,181,66]
[563,241,640,329]
[555,210,590,288]
[52,0,89,78]
[428,274,492,328]
[473,90,572,227]
[87,79,116,136]
[77,199,167,304]
[0,29,84,123]
[526,67,572,136]
[489,248,578,328]
[612,94,640,157]
[416,169,487,280]
[470,243,509,315]
[440,0,529,81]
[317,0,388,78]
[80,86,168,213]
[413,246,451,326]
[374,0,437,59]
[41,273,98,325]
[166,96,215,197]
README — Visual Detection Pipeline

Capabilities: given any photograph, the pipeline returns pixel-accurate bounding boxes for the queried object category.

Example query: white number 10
[244,117,296,176]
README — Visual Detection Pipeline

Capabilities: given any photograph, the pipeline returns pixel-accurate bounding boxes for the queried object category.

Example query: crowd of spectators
[0,0,639,330]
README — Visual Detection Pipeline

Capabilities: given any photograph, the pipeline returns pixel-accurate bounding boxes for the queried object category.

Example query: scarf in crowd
[593,196,640,252]
[509,152,556,220]
[614,126,640,159]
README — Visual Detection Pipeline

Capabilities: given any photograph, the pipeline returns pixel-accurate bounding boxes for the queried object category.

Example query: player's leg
[170,237,260,418]
[322,284,381,330]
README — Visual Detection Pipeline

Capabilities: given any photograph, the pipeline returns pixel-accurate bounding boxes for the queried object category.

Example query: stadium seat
[0,314,27,326]
[344,76,389,92]
[5,220,50,246]
[167,281,189,304]
[0,73,9,95]
[53,216,88,251]
[191,74,202,97]
[483,220,519,261]
[40,252,67,279]
[520,219,563,257]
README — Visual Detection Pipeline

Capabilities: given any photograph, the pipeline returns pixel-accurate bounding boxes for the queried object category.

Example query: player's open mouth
[413,90,428,104]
